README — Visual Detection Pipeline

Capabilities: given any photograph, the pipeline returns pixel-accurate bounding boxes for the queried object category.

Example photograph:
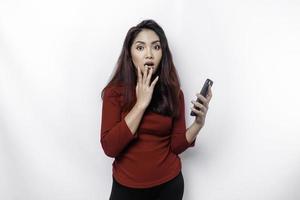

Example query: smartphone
[190,78,213,116]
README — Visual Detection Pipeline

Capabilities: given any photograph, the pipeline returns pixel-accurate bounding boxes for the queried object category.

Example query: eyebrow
[135,40,160,44]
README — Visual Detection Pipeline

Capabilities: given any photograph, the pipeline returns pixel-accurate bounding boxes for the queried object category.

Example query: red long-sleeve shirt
[100,85,196,188]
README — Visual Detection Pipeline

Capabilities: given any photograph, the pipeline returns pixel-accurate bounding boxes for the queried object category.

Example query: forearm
[124,103,146,135]
[186,121,203,144]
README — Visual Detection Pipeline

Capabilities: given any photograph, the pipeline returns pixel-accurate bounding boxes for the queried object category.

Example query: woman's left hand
[190,85,213,128]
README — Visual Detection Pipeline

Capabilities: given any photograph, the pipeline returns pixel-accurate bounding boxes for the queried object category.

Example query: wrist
[193,121,204,130]
[135,103,147,112]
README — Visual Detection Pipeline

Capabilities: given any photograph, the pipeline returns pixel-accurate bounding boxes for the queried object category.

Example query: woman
[100,19,212,200]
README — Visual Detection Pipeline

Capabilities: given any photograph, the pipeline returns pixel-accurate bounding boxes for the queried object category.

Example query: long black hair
[101,19,182,118]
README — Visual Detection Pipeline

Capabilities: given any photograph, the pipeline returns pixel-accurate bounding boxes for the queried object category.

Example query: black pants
[109,171,184,200]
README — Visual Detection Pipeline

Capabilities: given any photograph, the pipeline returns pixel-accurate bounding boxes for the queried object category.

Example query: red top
[100,85,196,188]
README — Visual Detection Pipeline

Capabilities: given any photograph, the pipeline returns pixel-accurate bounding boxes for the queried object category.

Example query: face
[130,29,162,76]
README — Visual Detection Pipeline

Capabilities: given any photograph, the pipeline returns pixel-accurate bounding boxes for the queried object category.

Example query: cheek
[131,53,140,66]
[132,60,145,73]
[132,53,143,65]
[155,51,162,61]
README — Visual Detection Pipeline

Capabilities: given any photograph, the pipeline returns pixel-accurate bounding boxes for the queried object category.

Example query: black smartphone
[190,78,213,116]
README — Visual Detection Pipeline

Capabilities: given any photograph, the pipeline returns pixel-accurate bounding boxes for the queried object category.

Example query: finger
[191,102,207,114]
[150,75,159,88]
[205,86,213,106]
[190,107,205,116]
[196,93,209,106]
[207,85,213,101]
[143,65,149,84]
[146,67,153,86]
[191,100,208,112]
[137,66,142,85]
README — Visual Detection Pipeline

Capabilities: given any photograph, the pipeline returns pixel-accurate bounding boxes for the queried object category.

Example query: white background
[1,0,300,199]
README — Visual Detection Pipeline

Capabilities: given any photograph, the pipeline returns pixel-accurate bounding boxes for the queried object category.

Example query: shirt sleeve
[170,89,196,155]
[100,87,137,158]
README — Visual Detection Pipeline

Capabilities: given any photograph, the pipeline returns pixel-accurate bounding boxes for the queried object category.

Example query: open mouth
[144,62,154,67]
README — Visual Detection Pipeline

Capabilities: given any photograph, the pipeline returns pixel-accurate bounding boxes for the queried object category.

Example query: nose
[145,47,153,59]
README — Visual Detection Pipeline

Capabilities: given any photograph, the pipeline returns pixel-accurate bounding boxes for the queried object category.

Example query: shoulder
[179,88,184,96]
[103,84,125,98]
[178,88,184,100]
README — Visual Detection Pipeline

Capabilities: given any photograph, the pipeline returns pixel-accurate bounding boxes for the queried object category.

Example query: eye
[136,46,144,51]
[154,45,161,50]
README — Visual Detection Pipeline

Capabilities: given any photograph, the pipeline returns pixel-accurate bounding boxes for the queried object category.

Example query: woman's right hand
[135,65,159,110]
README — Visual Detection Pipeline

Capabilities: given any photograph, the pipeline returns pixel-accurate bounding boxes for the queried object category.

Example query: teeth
[145,63,154,66]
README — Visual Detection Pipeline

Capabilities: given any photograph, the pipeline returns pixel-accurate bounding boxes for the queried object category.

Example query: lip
[144,61,154,66]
